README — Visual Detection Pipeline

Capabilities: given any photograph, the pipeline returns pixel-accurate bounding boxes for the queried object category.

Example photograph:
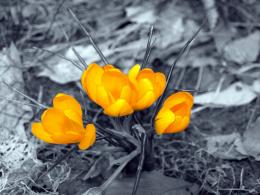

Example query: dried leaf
[223,31,260,64]
[0,45,34,171]
[126,6,156,24]
[242,117,260,160]
[206,133,248,160]
[194,82,257,106]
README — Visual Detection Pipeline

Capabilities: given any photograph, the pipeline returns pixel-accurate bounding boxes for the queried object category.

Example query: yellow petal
[164,116,190,133]
[96,85,111,108]
[134,91,156,110]
[104,99,134,117]
[63,109,83,127]
[138,78,154,98]
[50,133,80,144]
[128,64,140,82]
[41,108,69,135]
[53,93,82,115]
[78,124,96,150]
[53,93,82,125]
[120,85,132,103]
[163,92,193,109]
[32,122,54,143]
[155,108,175,135]
[103,64,115,70]
[137,68,155,82]
[154,73,166,97]
[102,70,129,99]
[81,63,104,101]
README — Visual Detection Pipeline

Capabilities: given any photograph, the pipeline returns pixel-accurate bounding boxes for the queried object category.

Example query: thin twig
[67,8,109,65]
[33,46,84,71]
[141,25,154,69]
[2,81,48,109]
[150,20,206,125]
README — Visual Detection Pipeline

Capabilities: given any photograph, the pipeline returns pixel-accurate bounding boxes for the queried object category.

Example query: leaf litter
[1,0,260,194]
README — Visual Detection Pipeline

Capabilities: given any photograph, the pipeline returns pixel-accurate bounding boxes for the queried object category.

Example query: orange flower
[155,92,193,135]
[81,63,137,117]
[32,93,96,150]
[128,64,166,110]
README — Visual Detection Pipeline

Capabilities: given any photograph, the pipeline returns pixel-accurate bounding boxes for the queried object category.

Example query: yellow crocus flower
[155,92,193,135]
[81,63,137,117]
[32,93,96,150]
[128,64,166,110]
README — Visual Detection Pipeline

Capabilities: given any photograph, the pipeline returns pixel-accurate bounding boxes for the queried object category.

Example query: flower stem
[132,132,146,195]
[84,150,139,195]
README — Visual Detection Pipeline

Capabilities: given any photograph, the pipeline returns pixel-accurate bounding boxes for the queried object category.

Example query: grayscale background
[1,0,260,194]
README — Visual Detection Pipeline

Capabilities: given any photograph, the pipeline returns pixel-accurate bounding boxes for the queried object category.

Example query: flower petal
[163,92,193,109]
[32,122,54,143]
[137,68,156,86]
[164,116,190,133]
[104,99,133,116]
[134,91,156,110]
[154,73,166,97]
[53,93,82,125]
[78,124,96,150]
[155,108,175,135]
[120,85,132,103]
[53,93,82,114]
[81,63,104,101]
[138,78,154,98]
[96,85,111,107]
[41,108,69,135]
[128,64,140,82]
[50,133,80,144]
[102,70,129,99]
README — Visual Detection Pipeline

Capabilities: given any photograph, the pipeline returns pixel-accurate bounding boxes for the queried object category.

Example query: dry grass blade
[141,25,154,69]
[67,8,109,65]
[72,47,88,69]
[0,95,43,109]
[150,20,206,124]
[33,46,84,71]
[62,29,88,69]
[2,81,48,109]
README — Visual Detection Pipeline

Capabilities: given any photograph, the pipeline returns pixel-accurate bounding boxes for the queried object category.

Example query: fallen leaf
[242,117,260,160]
[0,44,32,139]
[105,170,199,195]
[194,82,257,106]
[126,6,156,24]
[223,31,260,64]
[252,79,260,93]
[0,45,34,171]
[38,40,146,83]
[206,133,248,160]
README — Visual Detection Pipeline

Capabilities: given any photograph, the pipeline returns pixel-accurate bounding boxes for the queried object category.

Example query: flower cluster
[32,63,193,149]
[81,63,166,116]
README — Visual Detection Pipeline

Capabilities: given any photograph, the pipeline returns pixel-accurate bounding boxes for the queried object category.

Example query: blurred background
[1,0,260,194]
